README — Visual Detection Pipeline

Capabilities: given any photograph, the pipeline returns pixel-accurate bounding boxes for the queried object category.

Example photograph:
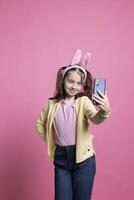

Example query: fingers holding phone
[92,91,110,113]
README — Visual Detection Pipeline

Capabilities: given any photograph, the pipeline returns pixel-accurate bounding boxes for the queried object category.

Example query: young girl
[35,49,111,200]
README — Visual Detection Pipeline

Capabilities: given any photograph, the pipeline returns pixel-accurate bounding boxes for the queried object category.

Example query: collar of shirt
[61,99,75,108]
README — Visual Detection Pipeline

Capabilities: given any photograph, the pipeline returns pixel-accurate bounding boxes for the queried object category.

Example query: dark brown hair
[49,65,93,102]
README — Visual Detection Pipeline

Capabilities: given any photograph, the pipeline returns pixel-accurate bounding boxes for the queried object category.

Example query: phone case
[93,78,106,104]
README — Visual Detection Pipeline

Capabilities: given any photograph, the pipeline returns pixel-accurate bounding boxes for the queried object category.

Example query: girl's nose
[71,83,77,89]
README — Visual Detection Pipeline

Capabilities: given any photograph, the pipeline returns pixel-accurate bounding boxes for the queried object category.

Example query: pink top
[53,98,77,146]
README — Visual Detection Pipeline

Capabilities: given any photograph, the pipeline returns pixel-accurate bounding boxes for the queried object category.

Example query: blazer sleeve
[83,96,111,124]
[35,101,49,141]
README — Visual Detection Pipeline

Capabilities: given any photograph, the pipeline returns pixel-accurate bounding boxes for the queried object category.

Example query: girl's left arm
[84,92,111,124]
[92,91,111,114]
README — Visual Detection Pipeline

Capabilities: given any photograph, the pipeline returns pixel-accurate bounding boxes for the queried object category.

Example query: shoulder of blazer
[42,99,56,109]
[76,96,92,104]
[47,99,59,107]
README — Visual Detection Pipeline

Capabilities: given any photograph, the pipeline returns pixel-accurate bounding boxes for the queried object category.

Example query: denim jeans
[53,144,96,200]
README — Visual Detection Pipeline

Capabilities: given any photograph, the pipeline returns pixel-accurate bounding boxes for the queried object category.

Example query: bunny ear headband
[62,49,91,83]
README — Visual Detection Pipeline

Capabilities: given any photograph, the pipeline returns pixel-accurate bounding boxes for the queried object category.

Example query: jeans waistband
[56,144,76,150]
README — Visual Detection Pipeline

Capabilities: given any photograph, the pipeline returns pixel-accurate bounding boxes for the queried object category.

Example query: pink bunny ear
[71,49,82,65]
[81,52,91,66]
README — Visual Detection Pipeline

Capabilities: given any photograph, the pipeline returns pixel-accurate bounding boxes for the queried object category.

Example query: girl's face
[63,71,83,99]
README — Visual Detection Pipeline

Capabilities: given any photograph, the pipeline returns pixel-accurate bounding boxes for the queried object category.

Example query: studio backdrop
[0,0,134,200]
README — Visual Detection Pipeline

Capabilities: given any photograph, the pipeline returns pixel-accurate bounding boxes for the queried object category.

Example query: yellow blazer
[35,96,110,163]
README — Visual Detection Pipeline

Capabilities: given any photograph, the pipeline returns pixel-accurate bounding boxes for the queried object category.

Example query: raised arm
[84,93,111,124]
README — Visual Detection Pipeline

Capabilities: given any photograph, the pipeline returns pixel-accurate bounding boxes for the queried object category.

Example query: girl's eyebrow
[67,78,74,81]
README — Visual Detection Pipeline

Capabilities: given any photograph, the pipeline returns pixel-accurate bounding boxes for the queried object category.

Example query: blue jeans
[53,144,96,200]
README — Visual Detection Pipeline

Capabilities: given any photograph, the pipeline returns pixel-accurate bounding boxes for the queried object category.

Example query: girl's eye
[68,80,74,83]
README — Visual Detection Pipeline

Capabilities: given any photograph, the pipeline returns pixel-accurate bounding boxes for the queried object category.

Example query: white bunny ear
[81,52,91,66]
[71,49,82,65]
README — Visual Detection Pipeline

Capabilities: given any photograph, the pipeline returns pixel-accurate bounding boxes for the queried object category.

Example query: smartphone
[93,78,106,105]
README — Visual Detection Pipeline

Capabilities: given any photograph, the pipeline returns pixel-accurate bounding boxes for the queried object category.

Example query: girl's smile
[63,71,83,99]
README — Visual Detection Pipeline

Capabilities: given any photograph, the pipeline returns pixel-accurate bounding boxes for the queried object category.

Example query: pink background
[1,0,134,199]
